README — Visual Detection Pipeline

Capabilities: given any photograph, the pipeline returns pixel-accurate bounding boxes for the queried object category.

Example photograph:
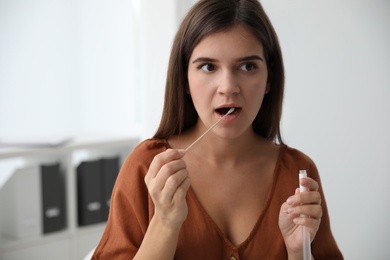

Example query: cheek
[246,83,267,110]
[187,70,201,95]
[189,87,209,109]
[188,73,213,102]
[187,82,205,111]
[246,77,267,94]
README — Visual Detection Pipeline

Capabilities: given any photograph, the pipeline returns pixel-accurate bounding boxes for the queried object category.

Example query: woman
[92,0,343,259]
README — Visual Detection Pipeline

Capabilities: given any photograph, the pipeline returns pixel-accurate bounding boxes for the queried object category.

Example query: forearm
[133,216,181,260]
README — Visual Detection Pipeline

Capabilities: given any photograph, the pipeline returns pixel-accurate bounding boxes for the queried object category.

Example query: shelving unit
[0,135,139,260]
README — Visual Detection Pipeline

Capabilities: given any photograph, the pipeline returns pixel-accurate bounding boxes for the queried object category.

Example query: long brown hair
[154,0,285,144]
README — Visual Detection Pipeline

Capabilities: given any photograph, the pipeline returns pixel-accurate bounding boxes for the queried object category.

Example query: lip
[214,103,241,122]
[215,103,241,110]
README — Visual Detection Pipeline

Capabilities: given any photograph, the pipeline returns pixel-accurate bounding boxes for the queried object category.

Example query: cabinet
[0,135,139,260]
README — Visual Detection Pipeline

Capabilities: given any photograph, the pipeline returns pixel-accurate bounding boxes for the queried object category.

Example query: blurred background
[0,0,389,259]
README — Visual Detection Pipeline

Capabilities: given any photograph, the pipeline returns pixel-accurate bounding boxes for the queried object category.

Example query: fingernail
[178,149,186,156]
[287,207,294,214]
[287,197,294,205]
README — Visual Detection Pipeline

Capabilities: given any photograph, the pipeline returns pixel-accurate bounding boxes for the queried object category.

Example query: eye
[199,63,215,72]
[239,62,258,72]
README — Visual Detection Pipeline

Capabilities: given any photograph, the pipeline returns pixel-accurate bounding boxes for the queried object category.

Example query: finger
[147,159,187,199]
[300,190,321,205]
[299,177,319,191]
[288,191,321,207]
[286,188,300,206]
[146,149,185,182]
[172,176,191,202]
[293,216,321,234]
[160,169,189,204]
[285,187,320,212]
[155,159,187,188]
[287,204,322,220]
[280,202,299,223]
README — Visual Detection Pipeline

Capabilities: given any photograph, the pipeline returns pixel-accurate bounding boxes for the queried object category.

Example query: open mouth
[215,107,241,116]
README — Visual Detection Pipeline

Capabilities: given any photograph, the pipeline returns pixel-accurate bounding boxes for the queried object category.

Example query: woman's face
[187,25,268,139]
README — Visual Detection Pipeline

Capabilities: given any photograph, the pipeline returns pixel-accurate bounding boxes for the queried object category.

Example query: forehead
[190,25,264,60]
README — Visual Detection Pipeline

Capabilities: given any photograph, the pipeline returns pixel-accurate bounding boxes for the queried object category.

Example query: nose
[217,71,240,96]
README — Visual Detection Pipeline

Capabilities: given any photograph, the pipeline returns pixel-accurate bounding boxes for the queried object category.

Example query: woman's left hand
[278,177,322,257]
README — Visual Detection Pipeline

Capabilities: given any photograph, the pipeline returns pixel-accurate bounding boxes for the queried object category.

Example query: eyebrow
[192,55,264,64]
[192,57,216,64]
[237,55,264,62]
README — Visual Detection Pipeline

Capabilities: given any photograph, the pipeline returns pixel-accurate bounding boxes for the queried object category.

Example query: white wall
[77,0,138,135]
[0,0,138,138]
[136,0,177,139]
[0,0,80,137]
[262,1,390,259]
[0,0,178,200]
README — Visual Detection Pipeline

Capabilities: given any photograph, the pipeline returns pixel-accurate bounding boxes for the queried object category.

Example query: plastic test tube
[299,170,311,260]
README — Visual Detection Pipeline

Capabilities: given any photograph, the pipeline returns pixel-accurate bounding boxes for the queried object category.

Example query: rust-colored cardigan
[92,139,343,259]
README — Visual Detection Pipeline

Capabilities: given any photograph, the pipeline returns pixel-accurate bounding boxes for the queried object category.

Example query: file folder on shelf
[0,163,67,238]
[41,163,66,234]
[76,157,119,226]
[77,160,102,226]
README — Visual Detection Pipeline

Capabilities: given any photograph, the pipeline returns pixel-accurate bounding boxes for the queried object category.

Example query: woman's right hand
[144,149,191,229]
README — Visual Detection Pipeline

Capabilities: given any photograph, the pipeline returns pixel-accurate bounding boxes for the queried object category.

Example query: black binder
[40,163,66,234]
[100,157,119,221]
[77,160,102,226]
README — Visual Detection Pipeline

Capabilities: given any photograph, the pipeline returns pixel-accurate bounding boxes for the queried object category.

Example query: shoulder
[282,145,315,166]
[278,145,319,179]
[124,138,169,166]
[118,138,169,181]
[130,138,170,160]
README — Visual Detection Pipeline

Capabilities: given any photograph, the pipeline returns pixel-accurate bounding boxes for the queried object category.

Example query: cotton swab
[185,107,235,152]
[299,170,311,260]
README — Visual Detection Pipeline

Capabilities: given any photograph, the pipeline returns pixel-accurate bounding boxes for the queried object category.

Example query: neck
[184,124,271,167]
